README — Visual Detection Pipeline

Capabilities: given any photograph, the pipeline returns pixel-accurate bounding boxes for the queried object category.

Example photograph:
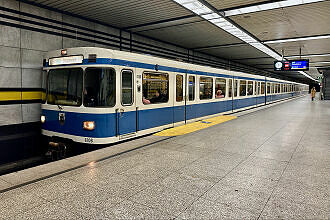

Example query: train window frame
[256,81,261,95]
[239,80,247,97]
[199,76,213,100]
[121,69,134,106]
[83,67,116,108]
[142,71,169,105]
[261,82,265,95]
[176,74,184,102]
[234,79,238,97]
[215,78,226,99]
[247,81,253,96]
[47,67,83,107]
[266,82,270,95]
[188,75,195,101]
[228,79,233,98]
[42,70,48,104]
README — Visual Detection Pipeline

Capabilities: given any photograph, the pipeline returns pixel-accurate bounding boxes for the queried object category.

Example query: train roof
[45,47,307,86]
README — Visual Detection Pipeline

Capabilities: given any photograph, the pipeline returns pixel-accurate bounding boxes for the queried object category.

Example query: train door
[186,74,196,122]
[174,73,186,124]
[117,69,137,136]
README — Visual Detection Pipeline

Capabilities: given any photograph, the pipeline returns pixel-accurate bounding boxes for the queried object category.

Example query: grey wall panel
[0,25,20,47]
[22,68,42,88]
[0,46,20,68]
[0,0,18,10]
[20,2,62,22]
[62,14,95,29]
[63,37,95,48]
[0,104,22,126]
[20,29,63,51]
[0,67,21,88]
[21,49,46,69]
[22,103,41,123]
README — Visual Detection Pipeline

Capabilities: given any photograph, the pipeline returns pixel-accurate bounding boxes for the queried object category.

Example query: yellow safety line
[154,115,237,136]
[0,91,44,101]
[0,91,21,101]
[22,91,42,100]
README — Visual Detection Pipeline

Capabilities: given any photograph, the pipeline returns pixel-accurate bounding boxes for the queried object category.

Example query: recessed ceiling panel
[31,0,193,28]
[230,8,299,41]
[201,44,269,60]
[285,1,330,37]
[138,21,243,49]
[207,0,269,10]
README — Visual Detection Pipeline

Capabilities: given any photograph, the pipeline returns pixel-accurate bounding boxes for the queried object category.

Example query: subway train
[41,47,308,147]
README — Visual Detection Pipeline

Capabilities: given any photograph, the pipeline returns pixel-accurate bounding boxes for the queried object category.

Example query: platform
[0,95,329,219]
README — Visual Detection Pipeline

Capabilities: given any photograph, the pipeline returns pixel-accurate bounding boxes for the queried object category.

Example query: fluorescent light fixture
[299,71,316,80]
[264,35,330,44]
[310,61,330,65]
[173,0,317,81]
[225,0,325,16]
[285,53,330,58]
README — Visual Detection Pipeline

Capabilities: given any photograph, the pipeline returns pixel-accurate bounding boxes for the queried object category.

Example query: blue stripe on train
[42,95,296,139]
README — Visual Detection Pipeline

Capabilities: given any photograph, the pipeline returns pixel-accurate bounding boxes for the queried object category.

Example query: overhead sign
[274,60,309,71]
[49,55,84,66]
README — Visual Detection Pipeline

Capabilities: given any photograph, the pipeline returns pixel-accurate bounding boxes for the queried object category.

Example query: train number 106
[85,137,94,143]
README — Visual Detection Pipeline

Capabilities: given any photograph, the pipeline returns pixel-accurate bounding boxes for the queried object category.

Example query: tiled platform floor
[1,96,329,219]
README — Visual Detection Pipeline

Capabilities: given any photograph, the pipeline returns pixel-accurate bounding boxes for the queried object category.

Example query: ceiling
[27,0,330,83]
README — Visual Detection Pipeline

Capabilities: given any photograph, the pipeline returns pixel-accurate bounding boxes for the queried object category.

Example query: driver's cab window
[84,67,116,107]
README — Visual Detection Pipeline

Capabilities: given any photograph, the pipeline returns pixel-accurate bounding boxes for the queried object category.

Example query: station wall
[0,0,270,164]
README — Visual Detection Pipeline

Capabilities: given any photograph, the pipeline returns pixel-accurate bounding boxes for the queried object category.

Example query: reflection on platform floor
[0,96,329,219]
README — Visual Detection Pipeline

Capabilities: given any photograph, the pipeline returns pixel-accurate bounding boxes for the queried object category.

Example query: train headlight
[41,115,46,123]
[83,121,95,130]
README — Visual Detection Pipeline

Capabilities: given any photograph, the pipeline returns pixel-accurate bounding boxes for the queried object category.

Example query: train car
[41,47,308,148]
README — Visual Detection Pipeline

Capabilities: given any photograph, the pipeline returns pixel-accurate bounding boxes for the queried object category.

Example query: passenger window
[176,75,183,102]
[261,82,265,94]
[215,78,226,98]
[228,79,233,97]
[255,82,260,95]
[200,77,213,100]
[239,80,247,96]
[142,72,169,104]
[121,70,133,105]
[234,80,238,97]
[188,76,195,101]
[267,83,270,94]
[247,81,253,96]
[84,67,115,107]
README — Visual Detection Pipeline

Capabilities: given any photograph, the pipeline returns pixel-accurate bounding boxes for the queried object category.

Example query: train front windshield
[47,67,116,107]
[47,68,83,106]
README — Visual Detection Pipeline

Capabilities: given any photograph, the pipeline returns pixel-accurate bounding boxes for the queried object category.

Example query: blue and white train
[41,47,308,146]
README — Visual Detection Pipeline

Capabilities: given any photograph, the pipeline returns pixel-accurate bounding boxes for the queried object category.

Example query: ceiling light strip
[299,71,315,80]
[225,0,325,17]
[264,35,330,44]
[173,0,317,81]
[285,53,330,58]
